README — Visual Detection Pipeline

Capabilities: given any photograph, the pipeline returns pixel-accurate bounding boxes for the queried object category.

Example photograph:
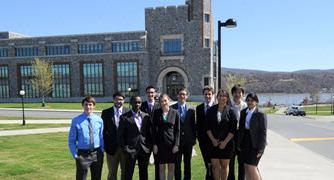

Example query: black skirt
[241,130,262,166]
[210,140,234,159]
[157,144,176,164]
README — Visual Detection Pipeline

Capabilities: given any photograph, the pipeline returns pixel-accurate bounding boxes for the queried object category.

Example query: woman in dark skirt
[206,89,237,180]
[152,93,180,180]
[238,92,267,180]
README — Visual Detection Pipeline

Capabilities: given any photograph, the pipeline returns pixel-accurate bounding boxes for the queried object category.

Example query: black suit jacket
[238,107,267,153]
[101,106,129,155]
[196,103,211,144]
[205,104,237,142]
[117,110,152,154]
[171,103,196,146]
[152,108,180,147]
[140,101,160,118]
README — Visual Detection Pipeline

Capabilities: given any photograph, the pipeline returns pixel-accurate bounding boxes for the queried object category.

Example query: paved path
[0,127,69,136]
[259,130,334,180]
[0,120,71,124]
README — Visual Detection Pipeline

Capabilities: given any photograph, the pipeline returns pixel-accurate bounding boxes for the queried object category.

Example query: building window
[15,47,39,57]
[213,62,217,78]
[205,38,210,48]
[204,14,210,23]
[116,62,138,96]
[0,66,9,98]
[82,63,104,96]
[163,39,182,55]
[112,41,140,53]
[19,65,39,98]
[52,64,71,98]
[204,77,210,86]
[78,43,104,54]
[46,45,70,56]
[0,48,9,58]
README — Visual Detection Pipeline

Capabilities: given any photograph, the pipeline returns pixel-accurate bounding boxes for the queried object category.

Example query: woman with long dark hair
[206,89,237,180]
[238,92,267,180]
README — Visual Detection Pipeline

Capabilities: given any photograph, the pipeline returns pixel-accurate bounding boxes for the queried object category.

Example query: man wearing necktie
[101,92,129,180]
[118,96,152,180]
[196,86,215,180]
[171,88,196,180]
[68,96,104,180]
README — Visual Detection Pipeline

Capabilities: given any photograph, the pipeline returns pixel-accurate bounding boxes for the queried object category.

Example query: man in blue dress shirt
[68,96,104,180]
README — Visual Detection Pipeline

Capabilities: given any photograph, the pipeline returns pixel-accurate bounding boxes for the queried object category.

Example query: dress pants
[106,147,126,180]
[175,143,193,180]
[76,148,103,180]
[199,141,214,180]
[124,149,150,180]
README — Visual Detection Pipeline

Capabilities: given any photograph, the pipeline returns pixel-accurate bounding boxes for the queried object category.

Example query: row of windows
[163,39,182,55]
[15,47,39,57]
[46,45,70,55]
[112,41,140,53]
[0,48,8,57]
[0,62,138,99]
[78,43,104,54]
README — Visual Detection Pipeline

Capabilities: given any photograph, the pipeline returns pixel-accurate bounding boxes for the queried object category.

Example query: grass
[0,116,68,120]
[261,107,279,114]
[0,133,210,180]
[0,124,69,131]
[303,105,334,116]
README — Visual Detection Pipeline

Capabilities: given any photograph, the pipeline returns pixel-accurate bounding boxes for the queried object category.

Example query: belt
[78,147,100,154]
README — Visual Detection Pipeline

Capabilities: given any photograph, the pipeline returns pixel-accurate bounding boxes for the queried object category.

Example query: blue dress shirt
[68,112,104,158]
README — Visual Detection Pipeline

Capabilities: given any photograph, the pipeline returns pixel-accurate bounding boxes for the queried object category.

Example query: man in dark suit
[196,86,215,180]
[101,92,129,180]
[118,96,152,180]
[172,88,196,180]
[140,85,160,180]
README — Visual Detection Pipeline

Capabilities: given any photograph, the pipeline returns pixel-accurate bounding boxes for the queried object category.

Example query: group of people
[68,85,267,180]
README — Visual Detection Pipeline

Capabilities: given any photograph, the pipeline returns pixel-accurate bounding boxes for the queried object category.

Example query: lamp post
[19,90,26,126]
[217,18,237,89]
[127,87,132,108]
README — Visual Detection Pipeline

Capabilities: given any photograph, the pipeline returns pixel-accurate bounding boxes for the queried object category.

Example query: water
[257,93,333,105]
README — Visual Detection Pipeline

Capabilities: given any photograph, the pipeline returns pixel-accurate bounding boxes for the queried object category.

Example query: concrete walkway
[0,127,69,136]
[259,130,334,180]
[0,120,71,124]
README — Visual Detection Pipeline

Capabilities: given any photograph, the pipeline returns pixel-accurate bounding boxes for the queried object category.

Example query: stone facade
[0,0,215,102]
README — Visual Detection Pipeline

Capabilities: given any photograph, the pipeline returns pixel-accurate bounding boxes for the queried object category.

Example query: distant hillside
[222,68,334,93]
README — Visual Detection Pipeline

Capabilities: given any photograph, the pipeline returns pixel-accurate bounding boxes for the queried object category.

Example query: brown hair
[81,96,96,106]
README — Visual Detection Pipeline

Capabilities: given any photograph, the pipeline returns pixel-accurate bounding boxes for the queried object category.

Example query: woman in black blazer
[152,93,180,180]
[238,92,267,180]
[206,89,237,180]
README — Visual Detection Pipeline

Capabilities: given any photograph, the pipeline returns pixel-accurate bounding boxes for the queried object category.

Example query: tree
[31,58,53,107]
[223,73,246,92]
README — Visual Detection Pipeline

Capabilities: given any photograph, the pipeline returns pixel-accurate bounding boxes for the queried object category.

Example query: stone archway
[156,67,189,100]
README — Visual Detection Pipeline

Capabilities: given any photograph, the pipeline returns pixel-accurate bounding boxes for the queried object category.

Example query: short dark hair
[231,84,245,94]
[202,86,214,94]
[81,96,96,106]
[178,87,189,95]
[246,92,259,103]
[145,86,156,92]
[130,95,141,103]
[113,92,125,99]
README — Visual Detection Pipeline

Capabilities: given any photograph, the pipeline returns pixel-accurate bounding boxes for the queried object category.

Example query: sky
[1,0,333,72]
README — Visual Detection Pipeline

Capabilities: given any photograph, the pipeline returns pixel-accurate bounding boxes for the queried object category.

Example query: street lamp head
[221,18,237,28]
[19,90,25,96]
[127,87,132,92]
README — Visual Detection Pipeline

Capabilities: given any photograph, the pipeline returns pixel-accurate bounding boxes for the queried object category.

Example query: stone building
[0,0,216,102]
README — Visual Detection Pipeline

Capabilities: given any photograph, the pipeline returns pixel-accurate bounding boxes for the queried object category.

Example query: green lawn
[0,116,68,120]
[303,105,334,116]
[0,133,210,180]
[0,124,69,131]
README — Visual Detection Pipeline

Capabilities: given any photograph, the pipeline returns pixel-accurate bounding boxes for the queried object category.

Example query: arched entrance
[157,67,189,101]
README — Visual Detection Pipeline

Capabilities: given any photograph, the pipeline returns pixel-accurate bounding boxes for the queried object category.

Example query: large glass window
[116,62,138,96]
[52,64,71,98]
[204,14,210,23]
[112,41,139,53]
[15,47,39,57]
[19,65,39,98]
[78,43,104,54]
[163,39,182,55]
[0,48,9,58]
[82,63,104,96]
[46,45,70,56]
[0,66,9,98]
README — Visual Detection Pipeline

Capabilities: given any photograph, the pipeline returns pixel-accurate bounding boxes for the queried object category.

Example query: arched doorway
[165,72,184,100]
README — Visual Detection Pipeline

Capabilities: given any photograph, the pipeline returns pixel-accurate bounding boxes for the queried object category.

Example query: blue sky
[1,0,333,72]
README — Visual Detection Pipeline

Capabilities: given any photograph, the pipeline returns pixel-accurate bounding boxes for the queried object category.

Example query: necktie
[149,103,153,112]
[205,104,210,114]
[180,106,185,122]
[87,117,94,149]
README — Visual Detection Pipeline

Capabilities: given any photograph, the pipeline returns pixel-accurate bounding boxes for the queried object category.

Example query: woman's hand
[256,153,262,158]
[153,145,158,155]
[172,145,179,153]
[211,138,219,147]
[219,141,227,149]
